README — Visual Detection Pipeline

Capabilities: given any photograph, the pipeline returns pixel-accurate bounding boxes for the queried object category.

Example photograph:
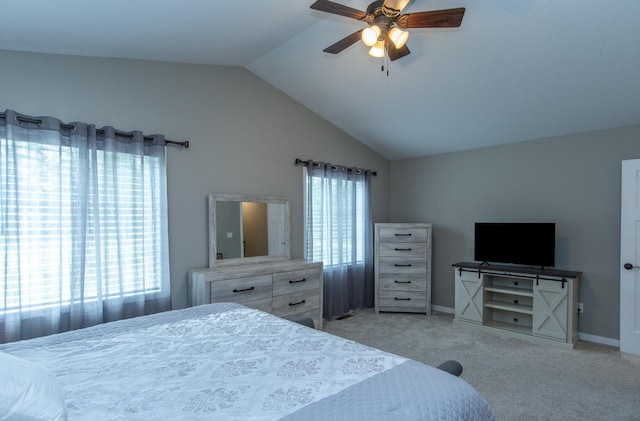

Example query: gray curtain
[303,160,374,319]
[0,109,170,343]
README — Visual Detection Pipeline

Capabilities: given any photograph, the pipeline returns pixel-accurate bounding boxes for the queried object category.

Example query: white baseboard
[432,305,619,348]
[578,332,619,348]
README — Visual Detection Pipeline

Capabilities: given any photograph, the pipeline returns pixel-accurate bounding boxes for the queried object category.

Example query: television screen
[474,222,555,267]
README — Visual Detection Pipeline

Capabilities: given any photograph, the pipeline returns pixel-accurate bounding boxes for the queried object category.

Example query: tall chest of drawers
[188,259,323,329]
[374,223,432,315]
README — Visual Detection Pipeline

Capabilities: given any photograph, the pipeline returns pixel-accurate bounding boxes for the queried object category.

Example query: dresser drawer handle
[394,280,412,284]
[394,297,411,301]
[289,299,306,306]
[394,248,412,251]
[289,278,306,284]
[395,233,412,237]
[394,264,412,267]
[232,286,255,293]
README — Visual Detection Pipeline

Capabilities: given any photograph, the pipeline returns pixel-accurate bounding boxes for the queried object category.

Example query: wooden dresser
[188,259,323,329]
[374,223,432,315]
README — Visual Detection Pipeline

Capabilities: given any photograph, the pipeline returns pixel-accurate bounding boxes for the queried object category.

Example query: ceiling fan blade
[396,7,465,29]
[385,37,410,61]
[310,0,368,20]
[382,0,412,15]
[323,29,364,54]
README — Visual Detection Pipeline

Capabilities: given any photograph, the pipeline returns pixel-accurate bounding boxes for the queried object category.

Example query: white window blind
[307,173,366,266]
[1,138,163,313]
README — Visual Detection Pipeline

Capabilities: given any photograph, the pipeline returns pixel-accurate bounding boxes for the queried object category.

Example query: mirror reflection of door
[268,203,286,256]
[241,202,269,257]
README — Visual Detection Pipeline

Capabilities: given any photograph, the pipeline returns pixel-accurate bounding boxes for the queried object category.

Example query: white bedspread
[1,303,496,420]
[6,305,406,420]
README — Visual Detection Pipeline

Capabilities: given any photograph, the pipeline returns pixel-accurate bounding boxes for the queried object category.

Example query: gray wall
[0,49,390,310]
[389,124,640,340]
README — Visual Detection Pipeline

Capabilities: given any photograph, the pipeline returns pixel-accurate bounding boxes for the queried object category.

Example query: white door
[620,159,640,355]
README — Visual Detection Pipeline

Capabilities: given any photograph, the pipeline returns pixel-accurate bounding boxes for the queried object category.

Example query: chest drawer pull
[289,278,307,284]
[289,299,306,306]
[395,233,412,237]
[232,286,255,293]
[394,248,413,251]
[394,280,412,284]
[394,297,411,301]
[394,263,412,267]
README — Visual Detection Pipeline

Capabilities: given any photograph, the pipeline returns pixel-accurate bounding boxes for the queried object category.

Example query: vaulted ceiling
[1,0,639,159]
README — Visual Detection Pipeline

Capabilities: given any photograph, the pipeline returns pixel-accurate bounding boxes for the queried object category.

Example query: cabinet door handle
[394,280,412,284]
[232,286,255,293]
[394,297,411,301]
[395,264,412,267]
[289,299,306,306]
[395,233,412,237]
[289,278,306,284]
[394,248,412,251]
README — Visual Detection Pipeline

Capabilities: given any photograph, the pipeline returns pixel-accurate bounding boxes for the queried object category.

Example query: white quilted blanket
[2,303,496,420]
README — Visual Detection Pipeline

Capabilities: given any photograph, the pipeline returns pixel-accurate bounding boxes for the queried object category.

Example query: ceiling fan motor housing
[311,0,465,61]
[364,1,400,42]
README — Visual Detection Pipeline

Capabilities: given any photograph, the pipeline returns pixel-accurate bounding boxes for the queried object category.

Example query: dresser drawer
[273,268,321,296]
[378,257,427,275]
[210,275,272,304]
[241,298,273,313]
[378,290,427,309]
[379,227,429,243]
[378,275,427,292]
[272,290,320,318]
[378,242,428,258]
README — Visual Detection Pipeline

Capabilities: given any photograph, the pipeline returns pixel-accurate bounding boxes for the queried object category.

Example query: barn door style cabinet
[453,262,581,348]
[375,223,432,315]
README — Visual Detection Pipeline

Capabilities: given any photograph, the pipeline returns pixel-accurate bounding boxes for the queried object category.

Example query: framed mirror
[209,193,290,267]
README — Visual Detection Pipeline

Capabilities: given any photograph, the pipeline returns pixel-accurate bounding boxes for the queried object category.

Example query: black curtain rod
[295,158,377,176]
[0,113,189,149]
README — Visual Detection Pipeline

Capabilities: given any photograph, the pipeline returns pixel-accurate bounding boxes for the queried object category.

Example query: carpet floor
[323,309,640,421]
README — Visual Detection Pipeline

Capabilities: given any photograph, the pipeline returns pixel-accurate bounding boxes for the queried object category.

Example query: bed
[0,303,496,420]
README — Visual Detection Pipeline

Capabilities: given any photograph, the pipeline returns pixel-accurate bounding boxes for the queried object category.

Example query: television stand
[452,262,581,349]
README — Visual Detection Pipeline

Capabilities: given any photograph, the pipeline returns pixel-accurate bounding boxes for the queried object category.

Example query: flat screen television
[474,222,555,268]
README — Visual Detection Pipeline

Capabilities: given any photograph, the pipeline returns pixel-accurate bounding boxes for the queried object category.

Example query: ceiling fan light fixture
[361,25,381,47]
[368,40,385,58]
[388,27,409,49]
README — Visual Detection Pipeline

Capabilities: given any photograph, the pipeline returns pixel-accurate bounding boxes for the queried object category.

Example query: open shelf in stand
[485,320,532,336]
[484,286,533,297]
[484,301,533,315]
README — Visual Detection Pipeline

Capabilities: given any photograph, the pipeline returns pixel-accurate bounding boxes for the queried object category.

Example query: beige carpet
[323,309,640,421]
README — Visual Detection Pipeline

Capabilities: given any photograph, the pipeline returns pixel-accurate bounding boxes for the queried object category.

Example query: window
[1,110,170,342]
[306,173,366,266]
[1,139,164,312]
[302,160,374,320]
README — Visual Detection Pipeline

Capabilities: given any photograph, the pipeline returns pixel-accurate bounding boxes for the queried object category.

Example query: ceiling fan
[310,0,465,61]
